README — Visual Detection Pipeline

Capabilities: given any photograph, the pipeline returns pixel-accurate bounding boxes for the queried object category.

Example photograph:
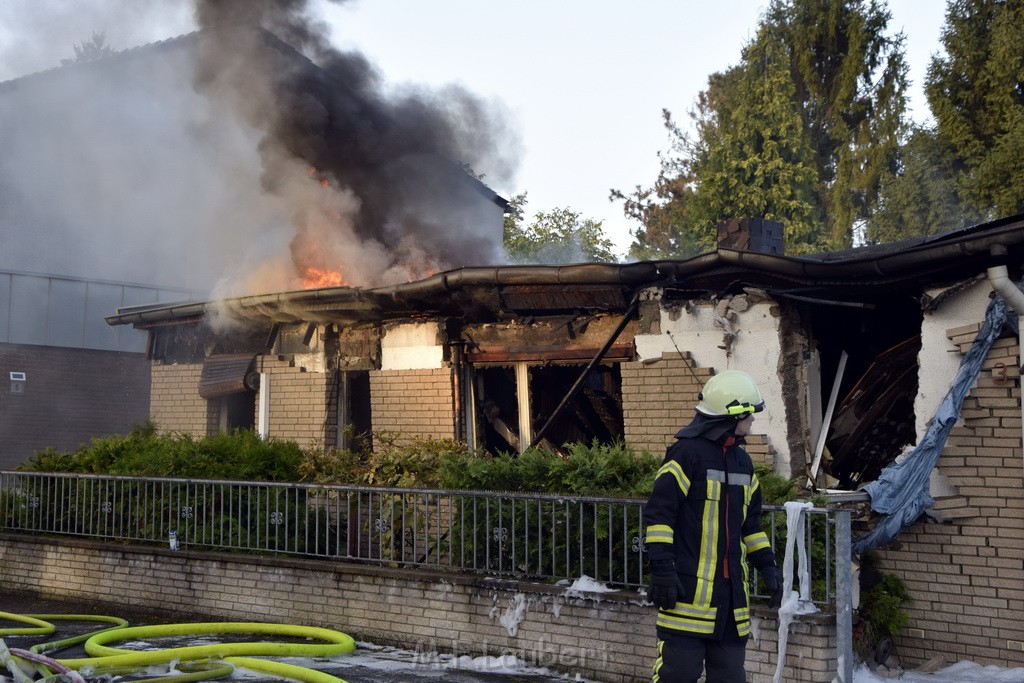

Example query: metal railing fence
[0,471,847,609]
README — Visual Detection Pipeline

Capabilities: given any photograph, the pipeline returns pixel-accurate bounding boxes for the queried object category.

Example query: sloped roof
[106,213,1024,328]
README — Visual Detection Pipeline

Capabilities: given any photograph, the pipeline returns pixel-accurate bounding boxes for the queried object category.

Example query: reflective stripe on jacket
[643,426,774,638]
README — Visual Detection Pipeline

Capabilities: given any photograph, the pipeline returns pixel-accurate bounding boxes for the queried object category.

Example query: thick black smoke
[192,0,518,285]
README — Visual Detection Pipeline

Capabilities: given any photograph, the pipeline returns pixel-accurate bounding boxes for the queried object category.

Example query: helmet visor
[725,400,764,416]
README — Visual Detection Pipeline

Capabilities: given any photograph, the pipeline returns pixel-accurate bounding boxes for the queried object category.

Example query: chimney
[717,218,784,255]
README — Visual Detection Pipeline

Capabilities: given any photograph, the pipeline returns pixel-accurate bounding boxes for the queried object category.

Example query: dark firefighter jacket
[643,413,776,639]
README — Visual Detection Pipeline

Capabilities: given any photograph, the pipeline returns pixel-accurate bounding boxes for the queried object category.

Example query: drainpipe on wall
[257,370,271,439]
[985,245,1024,485]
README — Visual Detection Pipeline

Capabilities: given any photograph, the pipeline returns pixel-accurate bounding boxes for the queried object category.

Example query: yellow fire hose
[0,612,59,637]
[0,614,356,683]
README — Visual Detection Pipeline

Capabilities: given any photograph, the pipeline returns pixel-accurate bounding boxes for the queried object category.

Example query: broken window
[529,363,624,449]
[335,370,372,452]
[199,353,259,434]
[473,365,521,453]
[793,288,923,489]
[461,314,633,455]
[823,336,920,488]
[469,361,624,455]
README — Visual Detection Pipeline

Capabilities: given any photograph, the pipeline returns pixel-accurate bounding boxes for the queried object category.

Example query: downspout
[985,245,1024,485]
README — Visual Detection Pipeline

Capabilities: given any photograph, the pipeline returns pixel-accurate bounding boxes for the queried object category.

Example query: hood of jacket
[674,411,744,444]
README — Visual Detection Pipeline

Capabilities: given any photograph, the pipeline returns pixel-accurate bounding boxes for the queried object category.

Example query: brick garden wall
[877,330,1024,669]
[370,368,455,443]
[0,344,151,470]
[0,534,840,682]
[150,362,213,437]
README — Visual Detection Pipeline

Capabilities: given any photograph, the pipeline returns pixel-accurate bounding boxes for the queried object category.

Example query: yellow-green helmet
[696,370,765,417]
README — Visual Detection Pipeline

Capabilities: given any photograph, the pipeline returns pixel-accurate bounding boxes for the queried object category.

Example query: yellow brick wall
[0,535,840,683]
[621,352,710,456]
[621,352,775,468]
[879,329,1024,669]
[150,363,212,437]
[369,368,454,444]
[259,355,332,450]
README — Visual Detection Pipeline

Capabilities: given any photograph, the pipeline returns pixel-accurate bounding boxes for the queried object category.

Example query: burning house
[0,7,511,468]
[2,1,1023,671]
[104,215,1024,475]
[103,213,1024,670]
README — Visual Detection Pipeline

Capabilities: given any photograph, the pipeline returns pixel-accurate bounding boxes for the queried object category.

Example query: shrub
[19,421,305,482]
[300,433,473,488]
[855,553,911,661]
[438,440,660,496]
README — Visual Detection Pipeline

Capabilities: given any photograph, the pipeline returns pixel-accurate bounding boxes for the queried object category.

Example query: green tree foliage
[502,190,529,254]
[772,0,908,248]
[504,192,619,263]
[439,440,659,497]
[618,0,908,256]
[61,31,114,66]
[686,29,823,254]
[869,125,984,242]
[925,0,1024,218]
[609,110,703,259]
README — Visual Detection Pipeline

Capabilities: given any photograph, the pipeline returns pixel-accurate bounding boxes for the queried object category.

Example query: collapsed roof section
[107,213,1024,330]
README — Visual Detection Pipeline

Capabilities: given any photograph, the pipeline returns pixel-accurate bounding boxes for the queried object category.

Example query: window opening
[218,391,255,432]
[471,362,624,454]
[806,294,923,489]
[529,363,624,451]
[337,370,372,452]
[474,366,520,453]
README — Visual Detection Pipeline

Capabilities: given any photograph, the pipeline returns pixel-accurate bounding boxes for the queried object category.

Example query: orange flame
[301,266,347,289]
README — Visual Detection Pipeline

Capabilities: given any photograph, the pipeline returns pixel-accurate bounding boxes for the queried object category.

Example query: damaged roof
[106,213,1024,329]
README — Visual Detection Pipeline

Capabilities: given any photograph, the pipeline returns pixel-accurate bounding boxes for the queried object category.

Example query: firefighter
[644,369,783,682]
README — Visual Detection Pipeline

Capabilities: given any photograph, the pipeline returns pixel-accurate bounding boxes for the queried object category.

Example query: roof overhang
[105,214,1024,329]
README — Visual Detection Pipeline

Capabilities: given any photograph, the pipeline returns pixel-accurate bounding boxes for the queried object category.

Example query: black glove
[761,565,784,609]
[648,559,679,610]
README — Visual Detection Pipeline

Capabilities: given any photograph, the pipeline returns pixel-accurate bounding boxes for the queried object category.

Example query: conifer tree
[687,29,822,253]
[617,0,908,256]
[926,0,1024,218]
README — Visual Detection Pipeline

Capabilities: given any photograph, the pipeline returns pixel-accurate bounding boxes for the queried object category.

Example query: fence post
[834,508,854,682]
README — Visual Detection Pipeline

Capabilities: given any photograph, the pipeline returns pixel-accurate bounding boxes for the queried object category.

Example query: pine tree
[61,31,114,66]
[772,0,908,247]
[618,0,908,256]
[869,125,983,242]
[687,29,822,253]
[926,0,1024,218]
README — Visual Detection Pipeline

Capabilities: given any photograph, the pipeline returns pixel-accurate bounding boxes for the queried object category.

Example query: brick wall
[877,328,1024,669]
[0,343,150,469]
[151,362,213,437]
[621,351,776,468]
[370,368,454,443]
[622,352,711,455]
[259,355,332,449]
[0,534,840,682]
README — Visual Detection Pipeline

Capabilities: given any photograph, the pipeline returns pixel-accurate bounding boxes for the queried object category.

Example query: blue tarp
[853,293,1018,555]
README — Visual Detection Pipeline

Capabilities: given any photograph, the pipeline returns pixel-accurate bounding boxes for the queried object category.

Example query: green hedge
[23,424,807,504]
[20,421,305,481]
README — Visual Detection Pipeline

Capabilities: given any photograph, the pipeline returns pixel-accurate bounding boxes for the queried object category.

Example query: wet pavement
[0,592,573,683]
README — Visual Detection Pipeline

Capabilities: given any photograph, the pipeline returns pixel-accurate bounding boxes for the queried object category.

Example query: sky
[318,0,951,256]
[0,0,949,261]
